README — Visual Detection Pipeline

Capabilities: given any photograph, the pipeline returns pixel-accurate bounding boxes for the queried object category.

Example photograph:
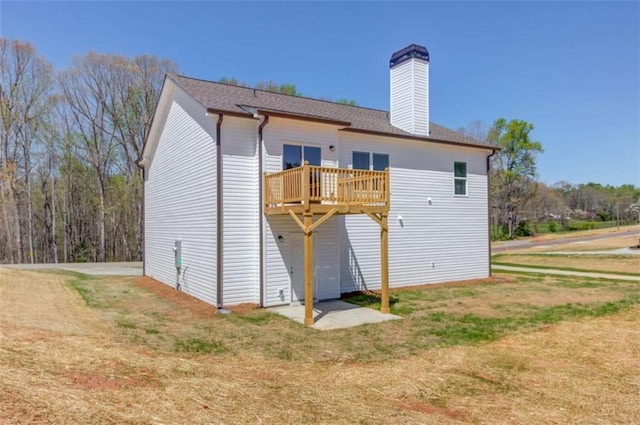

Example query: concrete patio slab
[269,300,402,330]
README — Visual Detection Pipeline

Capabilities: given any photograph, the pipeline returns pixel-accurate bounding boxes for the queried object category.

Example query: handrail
[264,162,389,210]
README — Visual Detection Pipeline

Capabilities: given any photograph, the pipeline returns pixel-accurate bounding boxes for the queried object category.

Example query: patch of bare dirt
[227,303,259,314]
[134,276,218,318]
[66,369,159,391]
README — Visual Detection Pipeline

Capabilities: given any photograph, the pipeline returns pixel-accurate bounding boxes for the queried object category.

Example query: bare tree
[0,38,54,263]
[103,54,176,260]
[58,53,119,262]
[58,52,176,262]
[457,120,489,142]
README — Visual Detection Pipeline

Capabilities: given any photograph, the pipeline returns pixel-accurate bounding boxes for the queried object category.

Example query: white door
[290,237,304,303]
[289,235,316,304]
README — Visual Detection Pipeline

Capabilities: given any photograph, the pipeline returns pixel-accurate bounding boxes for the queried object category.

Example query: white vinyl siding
[339,131,490,293]
[145,86,491,309]
[390,58,429,136]
[144,85,217,305]
[263,118,341,306]
[313,216,340,300]
[221,116,260,305]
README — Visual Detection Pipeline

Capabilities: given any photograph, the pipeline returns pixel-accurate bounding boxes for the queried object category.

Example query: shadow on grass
[342,290,399,310]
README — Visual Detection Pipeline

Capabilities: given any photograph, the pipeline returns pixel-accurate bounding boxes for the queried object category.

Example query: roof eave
[256,109,351,127]
[205,107,254,119]
[203,107,351,128]
[340,127,499,151]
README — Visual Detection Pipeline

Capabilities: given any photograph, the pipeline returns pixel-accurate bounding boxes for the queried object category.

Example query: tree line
[460,120,639,240]
[1,37,638,264]
[0,38,177,263]
[0,39,359,265]
[219,76,358,105]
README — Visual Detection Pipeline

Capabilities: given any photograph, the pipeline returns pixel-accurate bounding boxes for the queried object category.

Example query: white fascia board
[140,77,176,169]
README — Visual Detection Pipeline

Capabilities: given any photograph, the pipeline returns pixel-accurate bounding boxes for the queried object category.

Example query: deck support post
[303,212,314,327]
[287,208,338,327]
[362,207,390,315]
[266,165,392,324]
[380,213,390,314]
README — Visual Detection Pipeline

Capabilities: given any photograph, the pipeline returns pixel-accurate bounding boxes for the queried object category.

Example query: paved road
[492,264,640,282]
[492,231,638,253]
[2,262,143,276]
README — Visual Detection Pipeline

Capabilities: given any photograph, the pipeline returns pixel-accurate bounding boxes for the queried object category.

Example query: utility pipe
[486,149,497,276]
[216,114,224,308]
[257,114,270,307]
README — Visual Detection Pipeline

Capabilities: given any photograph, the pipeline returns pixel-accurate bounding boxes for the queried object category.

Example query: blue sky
[1,1,638,186]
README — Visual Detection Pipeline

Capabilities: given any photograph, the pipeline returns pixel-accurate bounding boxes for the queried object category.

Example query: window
[454,161,467,195]
[283,144,321,170]
[352,151,389,171]
[353,151,370,170]
[372,153,389,171]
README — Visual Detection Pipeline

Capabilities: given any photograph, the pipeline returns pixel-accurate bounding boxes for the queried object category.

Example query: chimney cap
[390,44,429,68]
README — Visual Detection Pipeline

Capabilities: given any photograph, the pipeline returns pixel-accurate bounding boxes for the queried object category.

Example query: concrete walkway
[492,264,640,282]
[3,262,143,276]
[269,300,402,330]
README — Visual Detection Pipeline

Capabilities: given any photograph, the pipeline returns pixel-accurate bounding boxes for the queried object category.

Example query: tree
[58,53,121,262]
[488,118,543,239]
[219,76,361,100]
[0,38,55,263]
[58,52,175,262]
[102,54,176,259]
[337,98,358,106]
[457,120,489,141]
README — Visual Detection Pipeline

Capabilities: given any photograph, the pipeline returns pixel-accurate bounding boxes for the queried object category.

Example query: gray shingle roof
[171,74,493,149]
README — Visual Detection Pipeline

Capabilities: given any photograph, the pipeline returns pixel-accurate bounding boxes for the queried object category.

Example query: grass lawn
[61,272,640,361]
[492,225,640,254]
[1,267,639,424]
[529,224,639,242]
[492,253,640,275]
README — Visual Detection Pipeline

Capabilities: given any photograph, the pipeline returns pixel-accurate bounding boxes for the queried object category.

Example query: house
[139,44,497,326]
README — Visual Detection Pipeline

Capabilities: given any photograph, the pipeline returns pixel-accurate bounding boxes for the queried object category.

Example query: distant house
[139,44,496,326]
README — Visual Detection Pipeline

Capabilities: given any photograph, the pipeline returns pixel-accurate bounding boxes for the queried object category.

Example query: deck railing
[264,162,390,210]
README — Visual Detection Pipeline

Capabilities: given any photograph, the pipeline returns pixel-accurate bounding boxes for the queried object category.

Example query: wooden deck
[264,163,390,215]
[263,162,391,327]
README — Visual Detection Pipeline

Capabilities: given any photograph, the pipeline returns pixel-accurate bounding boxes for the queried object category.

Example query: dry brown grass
[501,234,640,256]
[530,224,639,242]
[494,254,640,274]
[1,268,639,424]
[0,268,108,335]
[532,234,640,253]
